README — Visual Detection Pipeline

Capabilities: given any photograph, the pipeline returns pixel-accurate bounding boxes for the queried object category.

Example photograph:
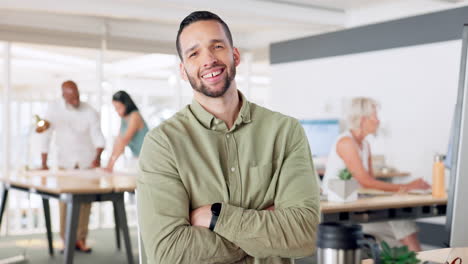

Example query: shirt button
[211,127,216,130]
[231,167,235,172]
[226,134,230,138]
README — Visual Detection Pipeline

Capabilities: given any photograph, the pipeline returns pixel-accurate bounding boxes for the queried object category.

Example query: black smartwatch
[209,203,222,231]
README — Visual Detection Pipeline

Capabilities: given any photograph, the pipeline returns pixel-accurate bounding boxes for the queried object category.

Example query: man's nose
[202,50,217,68]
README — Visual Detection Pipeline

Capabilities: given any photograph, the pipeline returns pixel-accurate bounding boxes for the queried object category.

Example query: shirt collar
[237,91,252,124]
[190,91,252,132]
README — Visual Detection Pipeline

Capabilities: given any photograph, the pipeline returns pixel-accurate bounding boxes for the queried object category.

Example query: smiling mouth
[201,68,224,79]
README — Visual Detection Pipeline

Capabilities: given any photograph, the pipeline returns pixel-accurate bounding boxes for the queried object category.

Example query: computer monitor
[299,119,340,158]
[446,24,468,247]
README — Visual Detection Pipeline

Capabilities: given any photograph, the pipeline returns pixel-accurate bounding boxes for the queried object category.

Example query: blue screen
[299,119,340,157]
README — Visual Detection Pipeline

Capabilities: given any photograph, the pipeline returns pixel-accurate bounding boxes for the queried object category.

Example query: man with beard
[137,11,320,264]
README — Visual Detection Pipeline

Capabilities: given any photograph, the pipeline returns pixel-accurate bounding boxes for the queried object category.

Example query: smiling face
[178,20,240,98]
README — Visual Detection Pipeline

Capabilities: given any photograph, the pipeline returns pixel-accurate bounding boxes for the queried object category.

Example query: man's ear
[179,62,188,81]
[233,47,241,67]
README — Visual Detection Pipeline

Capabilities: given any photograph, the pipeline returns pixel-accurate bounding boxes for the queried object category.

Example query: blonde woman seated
[323,97,430,252]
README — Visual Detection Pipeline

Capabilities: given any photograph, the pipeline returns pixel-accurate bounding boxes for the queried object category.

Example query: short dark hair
[112,90,138,116]
[176,11,233,60]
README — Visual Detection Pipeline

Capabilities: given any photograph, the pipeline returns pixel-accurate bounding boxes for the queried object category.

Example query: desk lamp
[34,115,50,133]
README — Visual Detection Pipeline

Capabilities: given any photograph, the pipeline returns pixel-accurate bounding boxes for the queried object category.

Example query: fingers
[417,178,431,189]
[409,178,431,190]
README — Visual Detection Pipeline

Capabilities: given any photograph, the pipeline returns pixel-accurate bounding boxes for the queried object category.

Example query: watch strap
[209,214,218,231]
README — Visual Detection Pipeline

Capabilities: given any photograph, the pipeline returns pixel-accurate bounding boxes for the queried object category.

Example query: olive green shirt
[138,93,320,264]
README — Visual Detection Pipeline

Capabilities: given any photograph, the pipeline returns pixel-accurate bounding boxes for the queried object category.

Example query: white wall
[271,40,461,180]
[346,0,468,28]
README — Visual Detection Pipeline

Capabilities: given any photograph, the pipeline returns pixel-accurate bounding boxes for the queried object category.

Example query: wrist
[111,155,119,162]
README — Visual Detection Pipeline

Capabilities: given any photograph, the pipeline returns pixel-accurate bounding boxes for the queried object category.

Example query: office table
[321,193,447,223]
[0,169,136,264]
[362,247,468,263]
[316,168,410,179]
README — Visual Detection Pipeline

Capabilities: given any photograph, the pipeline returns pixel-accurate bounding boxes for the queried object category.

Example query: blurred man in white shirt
[40,80,105,253]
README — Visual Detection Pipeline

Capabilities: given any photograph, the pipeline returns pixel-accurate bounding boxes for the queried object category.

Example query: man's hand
[41,153,48,170]
[91,147,104,168]
[190,205,212,228]
[90,158,101,168]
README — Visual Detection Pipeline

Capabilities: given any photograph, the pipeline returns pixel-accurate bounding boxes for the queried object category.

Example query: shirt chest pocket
[243,161,277,209]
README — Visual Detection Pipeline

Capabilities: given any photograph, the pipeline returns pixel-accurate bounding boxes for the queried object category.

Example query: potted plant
[327,168,360,202]
[380,241,420,264]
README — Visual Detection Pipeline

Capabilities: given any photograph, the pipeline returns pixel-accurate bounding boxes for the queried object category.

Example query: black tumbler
[317,222,380,264]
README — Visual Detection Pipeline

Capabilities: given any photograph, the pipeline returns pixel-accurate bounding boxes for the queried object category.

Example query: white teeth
[202,70,221,78]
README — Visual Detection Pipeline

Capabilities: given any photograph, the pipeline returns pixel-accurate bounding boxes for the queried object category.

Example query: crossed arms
[137,124,320,263]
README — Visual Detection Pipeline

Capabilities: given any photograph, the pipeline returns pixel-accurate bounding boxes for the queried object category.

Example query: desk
[316,168,410,179]
[362,247,468,263]
[321,194,447,223]
[0,170,136,264]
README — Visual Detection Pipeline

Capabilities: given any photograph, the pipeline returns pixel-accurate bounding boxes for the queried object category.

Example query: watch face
[211,203,221,216]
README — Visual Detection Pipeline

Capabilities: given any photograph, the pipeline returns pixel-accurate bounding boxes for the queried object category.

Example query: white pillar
[14,100,20,167]
[96,23,108,229]
[97,23,108,114]
[27,100,33,167]
[2,42,11,179]
[243,52,253,98]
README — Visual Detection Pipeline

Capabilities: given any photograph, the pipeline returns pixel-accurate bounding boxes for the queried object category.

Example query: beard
[186,62,236,98]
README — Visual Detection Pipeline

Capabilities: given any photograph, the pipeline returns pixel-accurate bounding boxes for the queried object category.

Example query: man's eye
[189,52,197,58]
[215,45,223,49]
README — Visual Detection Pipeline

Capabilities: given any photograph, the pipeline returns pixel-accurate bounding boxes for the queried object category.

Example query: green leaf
[379,241,420,264]
[398,251,411,259]
[381,241,391,254]
[338,168,353,180]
